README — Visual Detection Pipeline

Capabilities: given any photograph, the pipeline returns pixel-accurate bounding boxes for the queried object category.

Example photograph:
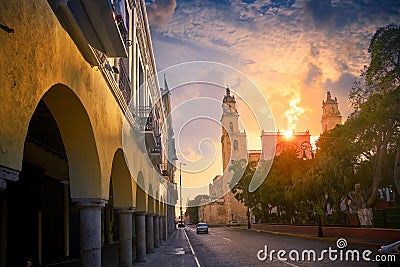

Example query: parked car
[226,220,240,227]
[378,240,400,267]
[196,222,208,234]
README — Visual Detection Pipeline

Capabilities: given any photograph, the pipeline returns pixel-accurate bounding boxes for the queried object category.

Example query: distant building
[209,175,223,200]
[248,150,261,162]
[261,130,312,159]
[198,90,342,225]
[321,91,342,132]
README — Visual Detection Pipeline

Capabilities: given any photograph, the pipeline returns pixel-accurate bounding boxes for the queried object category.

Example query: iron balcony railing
[118,58,131,104]
[137,106,154,132]
[115,15,128,44]
[160,163,170,176]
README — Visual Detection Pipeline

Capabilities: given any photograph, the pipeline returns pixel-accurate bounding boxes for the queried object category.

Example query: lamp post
[301,141,324,237]
[179,163,186,225]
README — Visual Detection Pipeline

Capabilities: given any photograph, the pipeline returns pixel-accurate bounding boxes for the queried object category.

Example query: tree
[230,150,313,224]
[230,160,259,222]
[348,24,400,206]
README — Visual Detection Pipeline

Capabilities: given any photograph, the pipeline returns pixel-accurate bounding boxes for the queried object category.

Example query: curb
[243,228,383,248]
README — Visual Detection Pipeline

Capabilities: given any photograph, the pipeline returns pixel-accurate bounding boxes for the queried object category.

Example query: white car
[226,220,240,227]
[196,222,209,234]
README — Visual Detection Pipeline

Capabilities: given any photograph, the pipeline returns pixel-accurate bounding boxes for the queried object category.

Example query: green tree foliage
[231,150,313,224]
[315,24,400,210]
[347,24,400,206]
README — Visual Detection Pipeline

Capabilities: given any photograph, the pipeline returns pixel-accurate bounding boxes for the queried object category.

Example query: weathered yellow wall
[0,0,163,210]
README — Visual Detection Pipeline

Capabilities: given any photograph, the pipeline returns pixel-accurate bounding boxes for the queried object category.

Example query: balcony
[137,106,158,149]
[160,163,173,181]
[149,145,162,165]
[118,59,131,104]
[53,0,128,66]
[149,134,162,164]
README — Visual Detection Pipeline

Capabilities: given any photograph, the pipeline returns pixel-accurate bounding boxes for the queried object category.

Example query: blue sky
[145,0,400,200]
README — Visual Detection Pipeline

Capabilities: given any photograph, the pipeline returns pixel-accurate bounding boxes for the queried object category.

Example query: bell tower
[221,86,246,171]
[321,91,342,132]
[220,86,248,223]
[220,86,247,192]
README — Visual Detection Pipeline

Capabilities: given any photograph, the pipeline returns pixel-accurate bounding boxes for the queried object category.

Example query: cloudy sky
[145,0,400,200]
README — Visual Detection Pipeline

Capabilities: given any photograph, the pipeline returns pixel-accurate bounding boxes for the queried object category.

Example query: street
[184,226,380,267]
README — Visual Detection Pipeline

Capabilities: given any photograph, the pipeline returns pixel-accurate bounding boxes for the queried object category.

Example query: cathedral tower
[321,91,342,132]
[221,86,247,173]
[203,86,252,224]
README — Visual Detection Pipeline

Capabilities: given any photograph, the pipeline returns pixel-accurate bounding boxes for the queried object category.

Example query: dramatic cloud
[148,0,400,192]
[146,0,176,28]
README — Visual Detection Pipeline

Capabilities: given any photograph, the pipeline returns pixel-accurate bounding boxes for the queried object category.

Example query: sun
[284,130,293,139]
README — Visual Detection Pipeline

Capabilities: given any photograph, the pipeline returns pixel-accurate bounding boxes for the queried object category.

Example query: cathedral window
[229,122,233,132]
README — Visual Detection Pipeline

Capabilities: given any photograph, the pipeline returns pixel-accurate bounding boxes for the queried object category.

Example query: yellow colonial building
[0,0,177,266]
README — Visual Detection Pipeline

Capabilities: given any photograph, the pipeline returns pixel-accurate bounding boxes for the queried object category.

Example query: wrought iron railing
[150,145,161,154]
[137,106,154,131]
[118,59,131,104]
[115,15,128,46]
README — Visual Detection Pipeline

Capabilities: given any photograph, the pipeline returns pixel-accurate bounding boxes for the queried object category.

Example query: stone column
[153,214,160,248]
[159,215,163,245]
[162,216,167,241]
[135,211,146,262]
[0,165,19,191]
[0,179,6,192]
[117,208,134,267]
[145,213,154,253]
[74,198,106,267]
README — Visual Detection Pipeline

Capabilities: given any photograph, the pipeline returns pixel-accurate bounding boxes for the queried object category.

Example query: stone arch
[42,84,102,198]
[5,95,79,265]
[136,172,146,211]
[110,149,135,208]
[276,141,301,156]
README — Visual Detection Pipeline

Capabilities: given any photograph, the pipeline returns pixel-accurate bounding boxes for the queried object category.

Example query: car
[196,222,208,234]
[226,220,240,227]
[177,222,185,228]
[378,240,400,267]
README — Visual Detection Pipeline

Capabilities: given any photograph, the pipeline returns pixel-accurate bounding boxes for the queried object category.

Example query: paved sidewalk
[134,228,198,267]
[244,224,399,248]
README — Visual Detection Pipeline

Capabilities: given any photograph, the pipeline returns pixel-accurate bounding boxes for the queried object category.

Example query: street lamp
[301,141,324,237]
[179,163,186,225]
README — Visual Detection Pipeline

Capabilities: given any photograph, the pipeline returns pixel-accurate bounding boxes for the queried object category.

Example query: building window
[229,122,233,132]
[233,140,238,150]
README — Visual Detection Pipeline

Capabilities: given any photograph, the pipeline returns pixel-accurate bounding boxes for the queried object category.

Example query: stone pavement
[133,228,198,267]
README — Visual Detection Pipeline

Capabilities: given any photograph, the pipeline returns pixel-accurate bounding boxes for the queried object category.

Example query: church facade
[200,89,342,225]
